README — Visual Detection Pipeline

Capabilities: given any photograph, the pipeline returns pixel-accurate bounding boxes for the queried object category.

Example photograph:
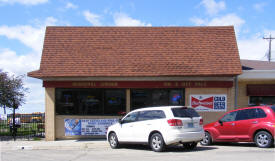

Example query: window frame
[220,111,238,122]
[137,110,166,121]
[235,108,267,121]
[122,111,139,124]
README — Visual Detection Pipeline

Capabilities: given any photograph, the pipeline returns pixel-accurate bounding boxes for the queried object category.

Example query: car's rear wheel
[150,133,165,152]
[183,142,197,150]
[254,131,273,148]
[200,131,212,146]
[108,132,120,149]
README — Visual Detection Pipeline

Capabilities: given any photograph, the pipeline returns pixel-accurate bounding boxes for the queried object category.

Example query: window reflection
[56,89,125,115]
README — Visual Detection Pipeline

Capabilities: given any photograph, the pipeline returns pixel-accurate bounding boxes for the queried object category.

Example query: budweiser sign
[190,95,227,112]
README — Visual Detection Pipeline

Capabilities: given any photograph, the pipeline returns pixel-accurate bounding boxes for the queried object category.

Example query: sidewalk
[0,139,109,151]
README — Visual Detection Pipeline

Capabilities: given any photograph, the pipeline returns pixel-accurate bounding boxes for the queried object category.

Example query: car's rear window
[270,106,275,113]
[171,108,200,118]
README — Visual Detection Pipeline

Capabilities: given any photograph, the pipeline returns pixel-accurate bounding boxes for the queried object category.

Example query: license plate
[188,123,194,128]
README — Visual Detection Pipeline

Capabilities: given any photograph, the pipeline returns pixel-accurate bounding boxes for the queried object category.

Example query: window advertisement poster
[65,119,118,136]
[190,95,227,112]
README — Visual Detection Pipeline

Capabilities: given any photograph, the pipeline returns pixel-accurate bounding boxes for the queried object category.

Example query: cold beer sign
[190,95,227,112]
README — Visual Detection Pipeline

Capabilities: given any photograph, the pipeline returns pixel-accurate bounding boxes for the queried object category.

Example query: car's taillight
[200,118,203,125]
[167,119,183,126]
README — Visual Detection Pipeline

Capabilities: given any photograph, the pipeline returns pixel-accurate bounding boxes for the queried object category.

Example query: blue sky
[0,0,275,114]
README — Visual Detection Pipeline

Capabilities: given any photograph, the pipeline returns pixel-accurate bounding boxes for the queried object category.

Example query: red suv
[200,106,275,148]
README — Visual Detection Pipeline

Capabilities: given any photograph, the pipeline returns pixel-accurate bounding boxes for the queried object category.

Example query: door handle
[231,123,235,126]
[251,121,258,124]
[146,124,151,126]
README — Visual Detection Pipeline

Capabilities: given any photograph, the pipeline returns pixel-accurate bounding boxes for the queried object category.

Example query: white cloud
[65,2,77,9]
[0,48,40,75]
[238,37,268,60]
[190,13,245,35]
[0,0,48,5]
[238,30,275,61]
[253,2,267,12]
[200,0,226,15]
[113,13,151,26]
[83,10,102,26]
[190,17,206,26]
[0,17,57,52]
[0,48,44,114]
[208,13,244,30]
[0,17,58,113]
[22,78,44,113]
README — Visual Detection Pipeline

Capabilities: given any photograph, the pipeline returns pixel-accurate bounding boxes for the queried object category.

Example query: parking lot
[1,141,274,161]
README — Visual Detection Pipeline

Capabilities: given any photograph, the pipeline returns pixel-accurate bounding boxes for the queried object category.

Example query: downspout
[234,76,238,109]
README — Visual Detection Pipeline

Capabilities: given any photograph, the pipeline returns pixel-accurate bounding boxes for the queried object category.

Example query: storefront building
[28,26,242,140]
[238,60,275,107]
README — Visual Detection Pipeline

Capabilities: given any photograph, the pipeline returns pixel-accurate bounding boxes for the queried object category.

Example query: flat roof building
[238,59,275,107]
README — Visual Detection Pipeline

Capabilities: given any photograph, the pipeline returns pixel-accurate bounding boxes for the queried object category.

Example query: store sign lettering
[72,82,118,87]
[190,95,227,112]
[44,81,233,88]
[163,81,207,87]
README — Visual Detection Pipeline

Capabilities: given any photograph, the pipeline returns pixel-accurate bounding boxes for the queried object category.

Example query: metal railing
[0,113,45,141]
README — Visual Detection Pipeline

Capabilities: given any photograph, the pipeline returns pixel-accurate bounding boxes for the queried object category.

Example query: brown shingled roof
[28,26,242,79]
[241,59,275,70]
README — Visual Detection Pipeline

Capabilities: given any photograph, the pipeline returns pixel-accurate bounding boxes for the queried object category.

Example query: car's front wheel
[108,132,120,149]
[150,133,165,152]
[254,131,273,148]
[200,131,212,146]
[183,142,197,150]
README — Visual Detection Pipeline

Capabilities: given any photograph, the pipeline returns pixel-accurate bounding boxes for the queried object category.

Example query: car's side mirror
[118,119,123,124]
[218,120,223,126]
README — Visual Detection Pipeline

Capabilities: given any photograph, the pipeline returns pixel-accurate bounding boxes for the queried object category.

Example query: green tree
[0,69,28,113]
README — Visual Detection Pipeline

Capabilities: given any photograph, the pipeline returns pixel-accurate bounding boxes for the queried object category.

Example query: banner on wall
[190,95,227,112]
[65,119,118,136]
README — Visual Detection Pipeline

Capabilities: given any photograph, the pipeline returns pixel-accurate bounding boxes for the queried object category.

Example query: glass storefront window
[56,89,126,115]
[131,90,151,109]
[249,96,275,106]
[104,90,126,115]
[131,89,185,110]
[152,90,169,106]
[169,90,184,105]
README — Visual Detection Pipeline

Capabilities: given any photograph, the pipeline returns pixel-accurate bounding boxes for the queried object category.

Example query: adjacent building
[238,59,275,107]
[28,26,242,140]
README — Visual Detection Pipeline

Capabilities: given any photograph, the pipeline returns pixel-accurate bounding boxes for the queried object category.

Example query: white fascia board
[238,70,275,81]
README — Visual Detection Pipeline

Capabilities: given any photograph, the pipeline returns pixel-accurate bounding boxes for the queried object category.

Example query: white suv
[107,106,204,152]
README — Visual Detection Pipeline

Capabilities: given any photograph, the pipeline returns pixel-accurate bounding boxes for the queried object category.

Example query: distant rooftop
[241,59,275,70]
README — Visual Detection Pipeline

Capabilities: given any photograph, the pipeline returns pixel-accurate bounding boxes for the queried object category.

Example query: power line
[263,34,275,62]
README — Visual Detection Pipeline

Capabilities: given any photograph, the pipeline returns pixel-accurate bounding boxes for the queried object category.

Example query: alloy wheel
[254,131,273,148]
[256,134,269,147]
[150,133,165,152]
[152,136,161,150]
[109,133,119,149]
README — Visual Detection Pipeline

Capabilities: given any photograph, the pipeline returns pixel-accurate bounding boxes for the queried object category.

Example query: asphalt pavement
[0,140,274,161]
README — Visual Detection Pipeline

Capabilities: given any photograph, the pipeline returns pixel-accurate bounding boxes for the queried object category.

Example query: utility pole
[263,34,275,62]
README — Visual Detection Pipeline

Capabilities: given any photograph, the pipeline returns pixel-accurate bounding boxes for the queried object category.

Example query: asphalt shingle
[28,26,242,78]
